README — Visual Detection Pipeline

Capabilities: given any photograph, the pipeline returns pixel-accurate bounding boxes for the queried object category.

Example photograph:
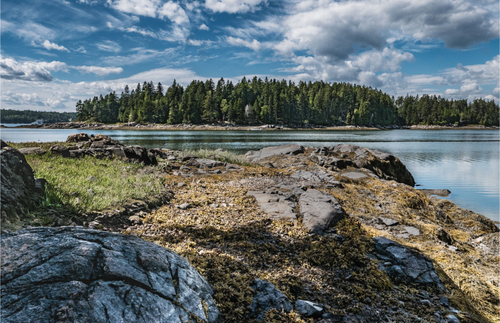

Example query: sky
[1,0,499,112]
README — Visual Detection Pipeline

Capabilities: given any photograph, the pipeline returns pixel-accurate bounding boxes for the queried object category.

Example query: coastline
[4,122,499,131]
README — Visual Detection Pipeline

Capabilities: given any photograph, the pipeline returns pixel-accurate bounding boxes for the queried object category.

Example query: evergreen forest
[75,77,499,126]
[1,109,77,124]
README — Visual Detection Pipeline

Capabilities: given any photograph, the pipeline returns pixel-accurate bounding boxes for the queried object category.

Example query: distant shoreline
[2,122,498,131]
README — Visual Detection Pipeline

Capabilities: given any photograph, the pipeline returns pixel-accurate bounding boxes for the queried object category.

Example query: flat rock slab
[341,172,369,180]
[378,217,399,226]
[404,226,420,236]
[299,189,346,233]
[18,147,47,155]
[290,170,342,187]
[1,227,219,323]
[373,236,443,288]
[245,145,304,162]
[247,191,297,221]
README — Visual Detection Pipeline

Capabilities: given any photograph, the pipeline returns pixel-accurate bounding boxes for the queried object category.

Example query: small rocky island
[1,135,498,323]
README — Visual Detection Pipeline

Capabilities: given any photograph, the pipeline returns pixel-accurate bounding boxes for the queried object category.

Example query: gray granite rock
[295,300,324,318]
[373,236,443,288]
[250,279,292,321]
[245,145,304,162]
[0,227,219,323]
[378,217,399,226]
[18,147,47,155]
[299,189,346,233]
[290,170,342,187]
[1,144,45,223]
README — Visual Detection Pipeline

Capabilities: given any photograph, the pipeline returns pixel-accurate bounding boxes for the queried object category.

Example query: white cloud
[0,57,68,82]
[31,40,70,52]
[96,40,122,52]
[205,0,264,13]
[227,36,263,51]
[73,66,123,76]
[157,1,190,25]
[199,24,210,31]
[107,0,160,18]
[75,46,87,53]
[119,26,157,38]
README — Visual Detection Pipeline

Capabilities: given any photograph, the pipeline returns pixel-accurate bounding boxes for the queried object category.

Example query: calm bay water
[2,128,499,222]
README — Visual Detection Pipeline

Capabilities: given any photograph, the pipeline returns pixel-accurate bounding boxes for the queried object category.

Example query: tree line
[1,109,77,124]
[75,77,499,126]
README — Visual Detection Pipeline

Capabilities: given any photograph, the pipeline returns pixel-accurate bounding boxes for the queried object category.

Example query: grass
[177,148,253,166]
[24,153,166,214]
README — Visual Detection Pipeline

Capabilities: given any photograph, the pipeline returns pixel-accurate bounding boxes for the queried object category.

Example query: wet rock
[66,132,90,143]
[0,227,219,323]
[378,217,399,226]
[332,144,415,186]
[245,145,304,162]
[417,189,451,197]
[447,314,460,323]
[18,147,47,155]
[299,189,346,233]
[1,145,45,223]
[295,300,324,318]
[249,279,292,321]
[373,236,443,287]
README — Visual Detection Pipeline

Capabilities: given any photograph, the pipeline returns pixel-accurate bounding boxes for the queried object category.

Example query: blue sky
[1,0,499,112]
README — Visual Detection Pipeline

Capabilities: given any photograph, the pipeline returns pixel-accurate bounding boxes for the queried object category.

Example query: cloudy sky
[1,0,499,112]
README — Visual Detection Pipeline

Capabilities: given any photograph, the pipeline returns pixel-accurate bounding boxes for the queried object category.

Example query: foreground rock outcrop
[1,141,44,224]
[1,227,219,323]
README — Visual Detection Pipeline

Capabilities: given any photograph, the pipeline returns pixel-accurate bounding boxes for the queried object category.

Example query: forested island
[76,77,499,126]
[1,109,77,124]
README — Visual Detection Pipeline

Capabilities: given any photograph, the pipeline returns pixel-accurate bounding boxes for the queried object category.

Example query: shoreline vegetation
[3,138,499,322]
[5,121,499,131]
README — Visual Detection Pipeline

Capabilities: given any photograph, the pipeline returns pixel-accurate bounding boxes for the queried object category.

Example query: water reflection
[1,128,498,221]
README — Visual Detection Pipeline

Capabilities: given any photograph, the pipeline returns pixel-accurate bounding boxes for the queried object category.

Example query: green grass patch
[26,154,166,213]
[177,148,253,166]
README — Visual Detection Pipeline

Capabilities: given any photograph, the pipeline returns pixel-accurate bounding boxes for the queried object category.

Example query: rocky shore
[12,121,499,131]
[1,136,498,323]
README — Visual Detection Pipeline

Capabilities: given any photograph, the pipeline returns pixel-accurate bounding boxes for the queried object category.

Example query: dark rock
[250,279,292,321]
[18,147,47,155]
[66,132,90,143]
[245,145,304,162]
[326,157,351,169]
[437,228,453,244]
[299,189,346,233]
[378,217,399,226]
[0,227,219,323]
[49,145,70,157]
[295,300,324,318]
[440,296,450,307]
[181,154,197,161]
[373,236,443,287]
[332,144,415,186]
[1,146,44,223]
[447,314,460,323]
[1,140,9,148]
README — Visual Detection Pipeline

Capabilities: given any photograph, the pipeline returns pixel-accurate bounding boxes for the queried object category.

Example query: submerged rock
[0,227,219,323]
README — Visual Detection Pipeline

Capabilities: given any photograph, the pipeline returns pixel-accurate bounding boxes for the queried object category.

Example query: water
[1,128,498,222]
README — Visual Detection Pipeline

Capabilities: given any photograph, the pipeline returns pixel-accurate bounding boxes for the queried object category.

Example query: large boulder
[332,144,415,186]
[1,142,44,224]
[249,279,292,321]
[1,227,219,323]
[373,236,443,288]
[66,133,90,143]
[245,145,304,162]
[299,189,346,233]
